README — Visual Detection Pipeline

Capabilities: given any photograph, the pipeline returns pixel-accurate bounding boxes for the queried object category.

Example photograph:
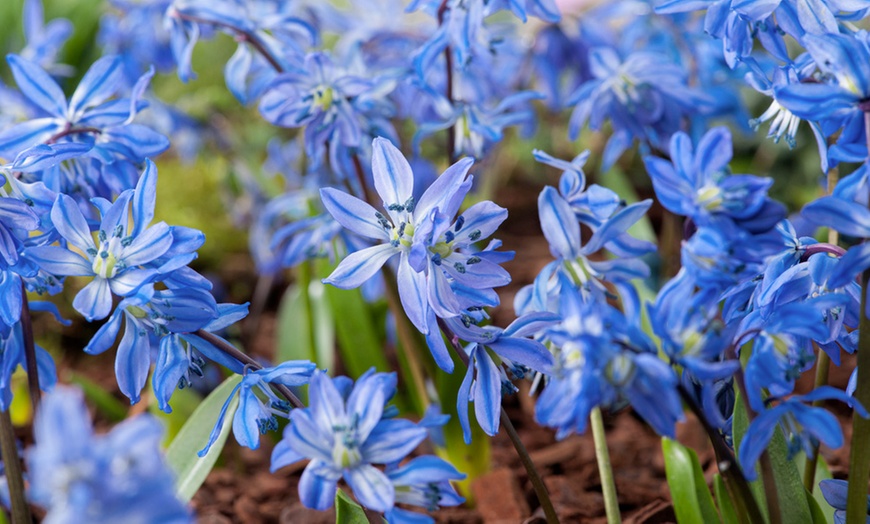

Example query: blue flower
[384,456,465,524]
[535,275,684,439]
[27,386,192,523]
[0,54,168,175]
[520,185,652,319]
[199,360,316,456]
[321,137,510,372]
[28,160,189,322]
[738,387,868,481]
[567,46,710,169]
[83,284,221,404]
[270,370,429,512]
[643,127,785,236]
[445,311,557,442]
[776,32,870,163]
[259,53,396,168]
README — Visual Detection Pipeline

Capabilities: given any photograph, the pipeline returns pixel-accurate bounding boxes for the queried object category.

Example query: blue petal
[27,246,92,276]
[320,187,390,241]
[415,157,474,220]
[538,186,580,259]
[346,465,395,512]
[122,222,173,266]
[803,196,870,238]
[152,335,189,413]
[225,44,253,104]
[73,278,113,321]
[361,418,427,463]
[131,159,157,237]
[50,194,94,253]
[323,243,398,289]
[397,254,429,334]
[270,438,305,473]
[472,351,501,437]
[114,315,152,403]
[233,384,264,449]
[298,462,339,510]
[371,137,414,213]
[68,55,124,117]
[198,383,242,457]
[6,54,66,116]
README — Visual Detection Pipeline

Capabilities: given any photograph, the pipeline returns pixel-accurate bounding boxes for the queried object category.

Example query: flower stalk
[844,111,870,524]
[20,282,40,414]
[0,409,30,523]
[591,406,621,524]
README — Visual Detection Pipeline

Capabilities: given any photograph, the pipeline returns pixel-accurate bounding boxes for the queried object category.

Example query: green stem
[845,111,870,524]
[297,261,319,365]
[591,407,621,524]
[0,410,30,523]
[437,318,559,524]
[804,165,839,494]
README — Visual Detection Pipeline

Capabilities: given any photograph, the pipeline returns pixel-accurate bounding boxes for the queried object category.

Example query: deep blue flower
[27,386,192,523]
[271,370,429,512]
[534,274,684,439]
[776,32,870,163]
[643,127,785,237]
[738,387,868,481]
[259,52,396,168]
[518,185,652,319]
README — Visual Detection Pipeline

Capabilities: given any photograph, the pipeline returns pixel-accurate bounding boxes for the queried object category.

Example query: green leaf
[662,438,720,524]
[732,390,813,524]
[276,279,335,372]
[335,489,368,524]
[320,264,390,377]
[165,375,241,502]
[805,487,830,524]
[69,372,127,423]
[714,474,740,524]
[794,453,835,524]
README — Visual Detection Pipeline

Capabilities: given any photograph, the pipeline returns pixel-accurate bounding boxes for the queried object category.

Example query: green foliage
[148,381,203,446]
[335,489,370,524]
[165,375,241,502]
[794,453,836,524]
[662,437,720,524]
[714,474,740,524]
[319,263,391,378]
[276,274,336,373]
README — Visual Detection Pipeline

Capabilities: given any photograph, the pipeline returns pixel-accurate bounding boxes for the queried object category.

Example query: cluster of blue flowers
[3,0,870,520]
